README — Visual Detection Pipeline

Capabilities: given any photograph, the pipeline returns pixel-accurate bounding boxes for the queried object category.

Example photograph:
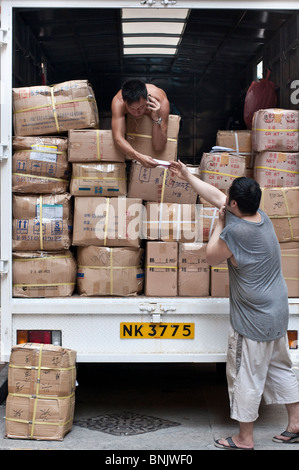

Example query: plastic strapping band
[39,195,43,251]
[254,166,299,175]
[104,198,110,246]
[30,343,43,439]
[110,248,113,295]
[234,132,239,154]
[146,265,178,270]
[96,130,101,161]
[201,169,240,179]
[126,132,177,143]
[281,188,294,240]
[13,282,75,288]
[254,128,299,132]
[50,86,60,134]
[160,168,167,203]
[13,173,68,183]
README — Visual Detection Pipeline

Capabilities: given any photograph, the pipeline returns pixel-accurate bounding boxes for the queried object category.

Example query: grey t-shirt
[220,209,289,342]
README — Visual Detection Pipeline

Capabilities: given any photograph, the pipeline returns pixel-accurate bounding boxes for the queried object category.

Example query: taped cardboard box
[280,242,299,297]
[70,162,127,196]
[12,136,70,194]
[13,79,99,136]
[126,114,180,162]
[252,109,299,152]
[254,151,299,187]
[128,160,200,203]
[178,243,209,296]
[73,196,143,248]
[12,193,72,251]
[210,261,229,297]
[68,129,125,163]
[12,250,77,298]
[6,343,76,441]
[144,202,202,243]
[260,187,299,242]
[145,241,178,296]
[200,152,246,190]
[77,245,144,296]
[216,130,253,168]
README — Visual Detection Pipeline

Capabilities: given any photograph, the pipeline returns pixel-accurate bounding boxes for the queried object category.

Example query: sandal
[272,431,299,444]
[214,436,254,450]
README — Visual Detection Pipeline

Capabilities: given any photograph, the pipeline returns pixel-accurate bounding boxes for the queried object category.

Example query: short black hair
[228,177,261,215]
[121,79,148,104]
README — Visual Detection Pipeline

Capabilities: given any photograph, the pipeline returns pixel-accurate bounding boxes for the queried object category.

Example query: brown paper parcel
[128,161,200,203]
[253,151,299,187]
[77,246,144,296]
[13,79,99,136]
[200,152,246,190]
[12,193,72,251]
[280,242,299,297]
[216,130,253,168]
[13,250,77,298]
[145,241,178,296]
[252,108,299,152]
[144,202,203,243]
[68,129,125,163]
[12,136,70,194]
[260,187,299,242]
[6,343,76,441]
[126,114,180,162]
[178,243,210,296]
[73,196,143,248]
[70,162,127,197]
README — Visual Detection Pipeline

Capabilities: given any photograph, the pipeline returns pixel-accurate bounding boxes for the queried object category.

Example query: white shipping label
[30,144,58,163]
[36,204,63,220]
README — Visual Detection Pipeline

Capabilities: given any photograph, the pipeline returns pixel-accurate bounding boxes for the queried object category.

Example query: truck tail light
[287,330,298,350]
[17,330,62,346]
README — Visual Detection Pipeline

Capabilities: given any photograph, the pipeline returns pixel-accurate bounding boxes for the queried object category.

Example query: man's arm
[169,160,227,209]
[147,94,169,152]
[111,96,158,168]
[206,205,233,266]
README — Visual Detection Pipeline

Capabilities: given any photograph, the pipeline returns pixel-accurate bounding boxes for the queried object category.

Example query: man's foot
[272,431,299,444]
[214,436,254,450]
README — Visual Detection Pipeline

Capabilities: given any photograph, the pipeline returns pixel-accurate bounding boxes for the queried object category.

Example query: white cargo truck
[1,0,299,371]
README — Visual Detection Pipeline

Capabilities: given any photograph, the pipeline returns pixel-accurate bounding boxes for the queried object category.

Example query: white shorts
[226,325,299,423]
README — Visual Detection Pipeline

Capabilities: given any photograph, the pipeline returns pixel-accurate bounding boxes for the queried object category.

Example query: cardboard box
[260,187,299,242]
[68,129,125,163]
[252,109,299,152]
[254,151,299,187]
[70,162,127,196]
[12,136,70,194]
[178,243,209,296]
[201,206,219,242]
[6,343,76,441]
[73,196,143,248]
[13,79,99,136]
[76,246,144,296]
[127,161,200,203]
[144,202,202,243]
[12,193,73,251]
[145,241,178,296]
[200,152,246,190]
[12,250,77,298]
[126,114,180,162]
[216,130,253,168]
[280,242,299,297]
[210,261,230,297]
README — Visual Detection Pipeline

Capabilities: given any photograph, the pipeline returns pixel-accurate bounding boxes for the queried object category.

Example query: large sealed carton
[6,343,76,441]
[126,114,180,162]
[210,261,229,297]
[254,151,299,187]
[280,242,299,297]
[68,129,125,163]
[178,243,209,296]
[252,109,299,152]
[13,79,99,136]
[145,241,178,296]
[144,202,202,243]
[73,196,143,248]
[128,161,200,203]
[12,193,72,251]
[12,250,77,298]
[70,162,127,196]
[200,152,246,190]
[260,187,299,242]
[12,136,70,194]
[77,246,144,296]
[216,130,253,168]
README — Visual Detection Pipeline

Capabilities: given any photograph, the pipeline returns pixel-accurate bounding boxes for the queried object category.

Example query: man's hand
[147,94,161,121]
[169,160,189,181]
[137,153,159,168]
[218,204,227,223]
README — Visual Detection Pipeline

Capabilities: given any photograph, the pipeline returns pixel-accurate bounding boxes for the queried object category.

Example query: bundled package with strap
[12,193,72,251]
[76,245,144,296]
[260,187,299,242]
[70,162,127,196]
[200,152,246,190]
[12,250,77,298]
[68,129,125,163]
[254,151,299,187]
[12,79,99,136]
[12,136,70,194]
[6,343,76,440]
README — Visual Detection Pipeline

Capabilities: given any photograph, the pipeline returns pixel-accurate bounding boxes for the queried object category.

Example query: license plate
[120,322,194,339]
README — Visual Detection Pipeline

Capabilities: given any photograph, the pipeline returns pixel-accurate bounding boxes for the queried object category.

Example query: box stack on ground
[11,82,299,298]
[5,343,76,441]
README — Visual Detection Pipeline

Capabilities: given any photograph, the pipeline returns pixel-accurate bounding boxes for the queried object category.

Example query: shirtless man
[111,79,170,168]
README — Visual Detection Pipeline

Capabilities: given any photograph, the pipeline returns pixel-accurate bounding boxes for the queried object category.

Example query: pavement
[0,362,298,453]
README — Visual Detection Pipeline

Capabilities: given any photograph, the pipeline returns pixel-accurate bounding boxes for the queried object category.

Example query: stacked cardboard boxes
[6,343,76,440]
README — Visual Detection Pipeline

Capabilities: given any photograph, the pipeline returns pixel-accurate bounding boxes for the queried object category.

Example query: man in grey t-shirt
[170,160,299,450]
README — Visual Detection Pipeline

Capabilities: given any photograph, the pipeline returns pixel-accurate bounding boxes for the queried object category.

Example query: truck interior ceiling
[13,7,298,164]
